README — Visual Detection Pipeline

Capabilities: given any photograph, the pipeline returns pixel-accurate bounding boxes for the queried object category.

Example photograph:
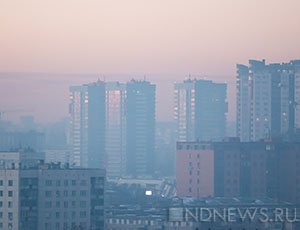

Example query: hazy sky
[0,0,300,123]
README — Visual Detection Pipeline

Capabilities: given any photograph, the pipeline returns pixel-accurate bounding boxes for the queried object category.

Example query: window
[45,191,52,197]
[8,191,13,197]
[55,212,60,218]
[80,211,86,218]
[56,201,60,208]
[63,191,68,197]
[71,201,76,207]
[8,180,13,186]
[64,201,68,208]
[72,180,76,186]
[0,202,2,207]
[72,191,76,197]
[8,201,13,208]
[56,191,60,197]
[80,190,87,196]
[64,180,68,186]
[80,201,86,208]
[0,181,2,186]
[8,212,13,220]
[56,180,61,186]
[80,180,87,186]
[0,191,3,197]
[45,180,52,186]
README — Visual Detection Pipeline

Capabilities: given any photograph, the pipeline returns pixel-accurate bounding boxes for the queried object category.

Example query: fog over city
[1,0,300,230]
[1,0,300,124]
[0,73,235,123]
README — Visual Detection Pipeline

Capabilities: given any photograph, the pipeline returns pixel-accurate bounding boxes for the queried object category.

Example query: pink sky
[0,0,300,122]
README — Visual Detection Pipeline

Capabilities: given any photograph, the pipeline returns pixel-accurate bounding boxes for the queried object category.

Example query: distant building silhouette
[174,79,227,142]
[69,80,156,178]
[105,82,126,178]
[0,131,45,152]
[126,80,156,177]
[69,81,106,168]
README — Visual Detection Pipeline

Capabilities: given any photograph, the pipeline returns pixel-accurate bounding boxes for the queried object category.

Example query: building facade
[0,151,105,230]
[176,139,300,204]
[69,81,106,168]
[237,60,300,141]
[174,80,196,142]
[105,82,126,178]
[174,79,227,142]
[176,142,214,197]
[126,80,156,177]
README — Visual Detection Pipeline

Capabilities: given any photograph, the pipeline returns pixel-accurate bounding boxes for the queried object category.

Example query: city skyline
[1,0,300,123]
[1,0,300,229]
[0,73,233,123]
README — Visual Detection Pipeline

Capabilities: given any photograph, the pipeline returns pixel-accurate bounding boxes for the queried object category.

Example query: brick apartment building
[176,139,300,203]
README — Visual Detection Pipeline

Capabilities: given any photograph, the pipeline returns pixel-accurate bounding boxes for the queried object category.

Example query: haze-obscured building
[174,79,227,142]
[0,131,45,152]
[105,82,126,178]
[69,81,106,168]
[126,80,156,177]
[155,122,176,177]
[237,60,300,141]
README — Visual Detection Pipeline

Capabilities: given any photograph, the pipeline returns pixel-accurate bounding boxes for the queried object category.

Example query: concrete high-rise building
[0,151,105,230]
[174,79,227,142]
[69,81,106,168]
[293,61,300,132]
[174,79,196,142]
[126,80,156,177]
[105,82,126,178]
[237,60,300,141]
[236,64,252,141]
